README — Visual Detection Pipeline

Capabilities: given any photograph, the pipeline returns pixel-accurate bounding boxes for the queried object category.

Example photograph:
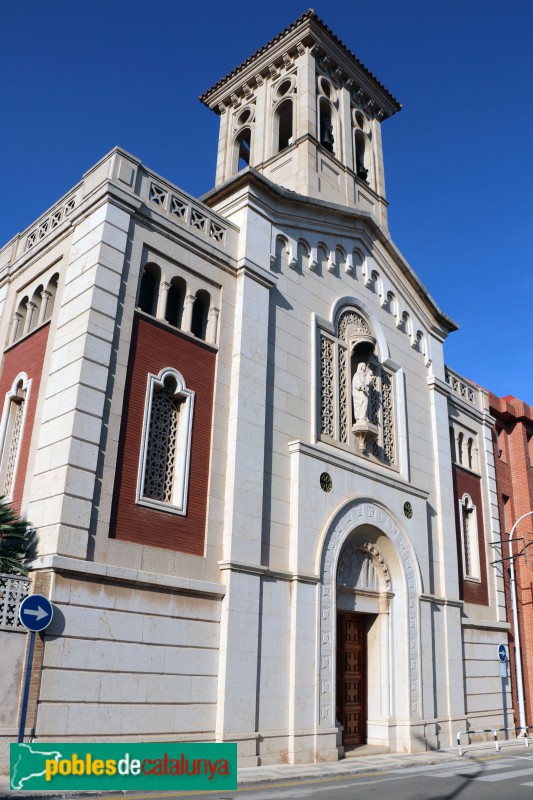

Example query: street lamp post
[507,509,533,735]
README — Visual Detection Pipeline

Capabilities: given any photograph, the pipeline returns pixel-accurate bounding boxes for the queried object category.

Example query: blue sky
[2,1,532,403]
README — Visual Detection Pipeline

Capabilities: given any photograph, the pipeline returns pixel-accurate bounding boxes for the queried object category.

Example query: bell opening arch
[317,497,422,752]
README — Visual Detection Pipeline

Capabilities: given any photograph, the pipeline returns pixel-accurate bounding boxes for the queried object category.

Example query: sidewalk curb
[1,746,526,799]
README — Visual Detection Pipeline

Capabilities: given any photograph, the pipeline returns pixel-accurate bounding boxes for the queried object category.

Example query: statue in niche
[352,361,375,423]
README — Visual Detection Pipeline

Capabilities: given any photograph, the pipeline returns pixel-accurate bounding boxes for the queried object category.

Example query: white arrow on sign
[24,606,49,621]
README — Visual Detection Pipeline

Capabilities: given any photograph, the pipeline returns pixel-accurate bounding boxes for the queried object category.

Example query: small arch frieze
[269,226,431,364]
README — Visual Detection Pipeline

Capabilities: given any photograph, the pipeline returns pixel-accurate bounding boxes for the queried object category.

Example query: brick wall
[111,313,215,555]
[489,392,533,728]
[452,464,489,605]
[0,324,50,513]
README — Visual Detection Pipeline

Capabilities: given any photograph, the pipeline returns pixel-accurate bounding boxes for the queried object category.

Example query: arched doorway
[335,540,392,749]
[317,499,422,756]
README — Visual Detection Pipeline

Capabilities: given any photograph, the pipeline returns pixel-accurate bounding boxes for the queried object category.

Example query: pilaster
[215,567,261,766]
[296,46,317,140]
[339,84,353,173]
[27,200,131,559]
[222,266,270,564]
[251,80,268,166]
[427,376,460,598]
[215,105,230,186]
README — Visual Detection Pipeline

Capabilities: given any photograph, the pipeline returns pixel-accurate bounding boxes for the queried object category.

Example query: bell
[321,122,334,153]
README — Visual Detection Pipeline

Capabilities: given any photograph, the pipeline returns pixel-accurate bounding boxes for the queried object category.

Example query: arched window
[12,298,28,343]
[318,308,395,465]
[467,437,474,470]
[354,132,368,181]
[449,426,457,462]
[165,277,186,329]
[0,374,30,501]
[275,98,293,153]
[30,286,44,331]
[138,264,160,316]
[461,494,481,580]
[190,290,210,340]
[43,273,59,322]
[457,432,464,465]
[319,100,336,155]
[137,368,195,515]
[235,128,251,172]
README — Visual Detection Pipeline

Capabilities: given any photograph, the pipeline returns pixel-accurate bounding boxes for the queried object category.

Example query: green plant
[0,498,37,575]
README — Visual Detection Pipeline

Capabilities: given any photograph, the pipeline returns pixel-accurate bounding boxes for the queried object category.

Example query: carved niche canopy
[336,541,391,592]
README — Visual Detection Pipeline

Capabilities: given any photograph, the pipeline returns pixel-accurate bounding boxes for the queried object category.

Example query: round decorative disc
[404,501,413,519]
[320,472,332,492]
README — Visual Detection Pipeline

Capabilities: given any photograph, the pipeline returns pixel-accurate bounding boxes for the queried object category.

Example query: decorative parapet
[0,572,30,631]
[25,193,78,252]
[0,147,237,276]
[0,184,83,271]
[445,366,479,407]
[143,175,227,245]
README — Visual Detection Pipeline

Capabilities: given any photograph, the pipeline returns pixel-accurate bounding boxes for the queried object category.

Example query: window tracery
[460,493,480,580]
[137,369,195,515]
[0,376,30,501]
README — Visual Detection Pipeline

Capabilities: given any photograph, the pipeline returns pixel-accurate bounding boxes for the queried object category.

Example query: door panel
[337,612,366,746]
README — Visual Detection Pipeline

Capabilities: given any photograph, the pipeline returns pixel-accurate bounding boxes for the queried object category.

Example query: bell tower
[200,10,401,228]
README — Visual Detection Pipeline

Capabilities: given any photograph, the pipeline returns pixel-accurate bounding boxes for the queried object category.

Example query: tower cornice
[199,10,401,121]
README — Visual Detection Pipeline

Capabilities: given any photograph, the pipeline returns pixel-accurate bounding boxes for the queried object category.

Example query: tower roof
[199,9,402,119]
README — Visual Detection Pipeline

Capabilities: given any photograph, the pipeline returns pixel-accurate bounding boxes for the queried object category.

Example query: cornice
[203,168,458,335]
[28,554,226,597]
[218,559,318,584]
[288,438,430,500]
[200,10,401,120]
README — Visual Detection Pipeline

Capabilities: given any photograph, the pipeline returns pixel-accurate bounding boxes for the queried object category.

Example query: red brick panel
[0,324,50,513]
[111,314,215,555]
[490,393,533,728]
[452,465,489,606]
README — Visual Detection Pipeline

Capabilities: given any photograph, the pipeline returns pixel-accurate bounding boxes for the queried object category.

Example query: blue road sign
[498,644,507,663]
[18,594,53,632]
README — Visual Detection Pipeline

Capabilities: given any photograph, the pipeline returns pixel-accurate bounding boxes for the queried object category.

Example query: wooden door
[337,612,366,747]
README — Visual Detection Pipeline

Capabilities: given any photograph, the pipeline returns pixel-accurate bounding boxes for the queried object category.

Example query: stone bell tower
[200,10,401,229]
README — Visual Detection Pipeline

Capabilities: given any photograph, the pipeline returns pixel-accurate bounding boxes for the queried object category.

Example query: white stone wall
[209,179,490,760]
[27,199,131,560]
[35,573,221,741]
[0,132,512,766]
[462,624,512,732]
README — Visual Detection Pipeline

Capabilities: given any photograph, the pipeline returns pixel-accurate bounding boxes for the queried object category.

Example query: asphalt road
[108,754,533,800]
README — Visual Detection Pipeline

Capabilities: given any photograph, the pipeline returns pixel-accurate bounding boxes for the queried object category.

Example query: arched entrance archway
[335,540,392,748]
[317,498,422,754]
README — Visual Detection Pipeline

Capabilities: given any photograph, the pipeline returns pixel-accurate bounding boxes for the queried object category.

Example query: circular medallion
[404,501,413,519]
[320,472,332,492]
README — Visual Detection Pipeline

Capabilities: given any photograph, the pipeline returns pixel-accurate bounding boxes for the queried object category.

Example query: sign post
[498,644,508,740]
[17,594,54,743]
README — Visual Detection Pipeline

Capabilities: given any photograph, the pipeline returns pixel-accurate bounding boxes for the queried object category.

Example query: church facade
[0,12,511,766]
